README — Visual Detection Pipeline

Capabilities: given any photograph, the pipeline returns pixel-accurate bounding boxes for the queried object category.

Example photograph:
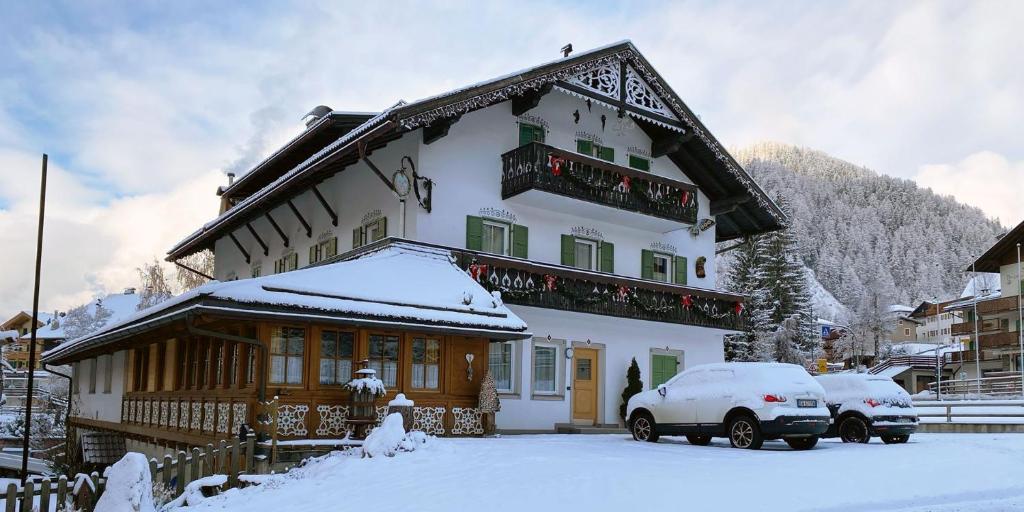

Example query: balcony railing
[451,248,744,331]
[501,142,699,224]
[951,319,1004,336]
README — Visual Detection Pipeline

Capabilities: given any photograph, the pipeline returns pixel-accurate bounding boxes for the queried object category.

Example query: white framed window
[489,341,517,394]
[573,239,598,271]
[531,338,565,398]
[481,220,510,256]
[651,252,672,283]
[353,217,388,249]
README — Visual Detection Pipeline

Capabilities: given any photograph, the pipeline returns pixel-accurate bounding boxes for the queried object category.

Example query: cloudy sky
[1,1,1021,315]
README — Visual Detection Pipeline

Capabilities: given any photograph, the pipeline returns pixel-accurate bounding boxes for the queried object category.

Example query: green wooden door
[651,354,678,389]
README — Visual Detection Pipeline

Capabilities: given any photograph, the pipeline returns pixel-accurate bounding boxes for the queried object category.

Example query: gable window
[466,216,528,258]
[319,330,354,386]
[411,337,441,390]
[518,123,545,146]
[576,139,614,162]
[368,334,399,388]
[274,253,298,274]
[560,235,613,272]
[353,217,387,249]
[628,154,651,172]
[270,327,305,385]
[489,341,516,394]
[642,250,687,285]
[309,237,338,265]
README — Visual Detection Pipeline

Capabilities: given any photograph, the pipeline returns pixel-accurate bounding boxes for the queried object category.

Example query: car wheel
[686,434,712,446]
[881,434,909,444]
[631,412,660,443]
[785,436,819,450]
[839,416,870,444]
[727,416,763,450]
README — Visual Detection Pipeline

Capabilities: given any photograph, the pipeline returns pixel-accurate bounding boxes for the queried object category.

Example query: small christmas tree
[479,370,500,435]
[619,358,642,421]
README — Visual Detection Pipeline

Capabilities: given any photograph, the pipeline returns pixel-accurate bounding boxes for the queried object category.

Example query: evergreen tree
[619,358,642,421]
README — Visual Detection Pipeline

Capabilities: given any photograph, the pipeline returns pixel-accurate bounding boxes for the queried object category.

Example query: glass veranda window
[368,334,399,387]
[270,327,305,385]
[319,330,354,385]
[411,338,440,390]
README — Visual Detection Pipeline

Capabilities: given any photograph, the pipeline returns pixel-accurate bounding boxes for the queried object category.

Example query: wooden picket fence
[1,435,258,512]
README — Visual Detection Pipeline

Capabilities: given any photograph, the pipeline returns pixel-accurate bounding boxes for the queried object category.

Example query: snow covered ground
[181,433,1024,512]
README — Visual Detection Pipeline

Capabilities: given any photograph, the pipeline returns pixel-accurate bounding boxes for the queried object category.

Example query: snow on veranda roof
[43,242,528,364]
[167,41,785,261]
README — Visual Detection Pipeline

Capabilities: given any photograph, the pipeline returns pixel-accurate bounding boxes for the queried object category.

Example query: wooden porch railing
[0,435,257,512]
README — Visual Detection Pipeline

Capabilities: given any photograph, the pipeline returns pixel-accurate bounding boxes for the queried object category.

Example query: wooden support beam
[264,212,289,247]
[311,186,337,226]
[286,199,312,238]
[228,232,250,264]
[422,115,461,145]
[710,195,750,216]
[245,223,269,256]
[511,84,552,116]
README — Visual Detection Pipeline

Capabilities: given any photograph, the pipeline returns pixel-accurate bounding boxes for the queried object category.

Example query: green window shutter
[309,245,317,264]
[576,139,593,156]
[641,250,654,279]
[353,227,362,249]
[629,155,650,171]
[326,237,337,258]
[674,256,688,285]
[512,224,529,258]
[378,217,388,239]
[599,146,615,162]
[561,235,576,266]
[466,216,483,250]
[599,241,614,273]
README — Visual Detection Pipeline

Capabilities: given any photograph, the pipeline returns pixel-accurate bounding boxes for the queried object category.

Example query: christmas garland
[546,154,697,214]
[467,263,741,322]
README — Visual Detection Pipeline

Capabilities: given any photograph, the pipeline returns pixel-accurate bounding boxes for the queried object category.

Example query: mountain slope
[725,142,1004,320]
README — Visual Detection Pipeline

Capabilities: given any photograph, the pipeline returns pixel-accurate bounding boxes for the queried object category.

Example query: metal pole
[972,261,981,396]
[21,154,47,484]
[398,198,406,238]
[1017,242,1023,397]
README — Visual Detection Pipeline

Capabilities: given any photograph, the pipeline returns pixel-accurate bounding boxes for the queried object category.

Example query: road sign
[817,358,828,374]
[820,325,832,338]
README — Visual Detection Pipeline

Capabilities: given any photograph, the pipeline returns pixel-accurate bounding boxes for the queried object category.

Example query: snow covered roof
[969,219,1024,273]
[23,291,141,342]
[168,41,785,261]
[43,242,529,364]
[959,273,1001,299]
[887,304,914,314]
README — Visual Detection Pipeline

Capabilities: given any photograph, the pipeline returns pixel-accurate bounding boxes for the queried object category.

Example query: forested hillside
[723,143,1005,326]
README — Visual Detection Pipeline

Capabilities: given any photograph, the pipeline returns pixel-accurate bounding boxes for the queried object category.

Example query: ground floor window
[319,330,354,386]
[489,341,515,393]
[368,334,399,387]
[411,337,441,390]
[270,327,305,385]
[532,341,560,396]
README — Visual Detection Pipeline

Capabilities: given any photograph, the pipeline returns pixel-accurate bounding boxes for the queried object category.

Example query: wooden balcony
[501,142,699,227]
[451,248,745,331]
[977,296,1022,316]
[980,331,1023,350]
[951,319,1004,336]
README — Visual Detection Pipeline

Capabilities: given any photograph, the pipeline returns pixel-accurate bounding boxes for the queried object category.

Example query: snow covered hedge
[362,413,429,458]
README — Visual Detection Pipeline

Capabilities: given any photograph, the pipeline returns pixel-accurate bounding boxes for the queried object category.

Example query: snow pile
[346,376,387,396]
[361,413,429,457]
[388,393,414,407]
[0,330,17,341]
[161,474,227,509]
[95,453,155,512]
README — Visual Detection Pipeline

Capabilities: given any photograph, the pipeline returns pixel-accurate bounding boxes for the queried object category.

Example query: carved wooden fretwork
[217,403,230,433]
[203,402,215,433]
[169,400,178,429]
[190,402,202,431]
[231,402,247,435]
[179,401,190,429]
[450,407,484,435]
[159,401,169,427]
[412,406,446,436]
[315,405,351,437]
[566,63,619,99]
[624,65,677,120]
[278,404,310,437]
[143,400,151,426]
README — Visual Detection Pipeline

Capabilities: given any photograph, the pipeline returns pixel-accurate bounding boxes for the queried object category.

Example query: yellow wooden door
[572,348,599,425]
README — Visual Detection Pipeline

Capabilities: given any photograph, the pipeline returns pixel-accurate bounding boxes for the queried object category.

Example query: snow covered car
[815,373,918,444]
[626,363,830,450]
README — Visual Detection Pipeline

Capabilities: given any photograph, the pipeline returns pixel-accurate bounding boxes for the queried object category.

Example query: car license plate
[797,399,816,408]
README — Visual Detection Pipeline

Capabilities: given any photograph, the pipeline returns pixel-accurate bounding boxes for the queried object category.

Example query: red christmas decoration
[733,301,744,315]
[469,263,488,282]
[681,294,694,309]
[680,190,691,206]
[616,285,630,300]
[547,155,564,176]
[621,176,631,193]
[543,274,558,292]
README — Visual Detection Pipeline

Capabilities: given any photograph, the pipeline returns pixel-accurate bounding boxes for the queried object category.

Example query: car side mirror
[657,384,667,397]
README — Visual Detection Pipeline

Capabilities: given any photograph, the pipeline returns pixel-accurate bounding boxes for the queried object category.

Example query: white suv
[626,362,830,450]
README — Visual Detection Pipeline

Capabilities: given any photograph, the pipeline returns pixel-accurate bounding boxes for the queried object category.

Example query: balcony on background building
[451,247,744,331]
[501,142,699,231]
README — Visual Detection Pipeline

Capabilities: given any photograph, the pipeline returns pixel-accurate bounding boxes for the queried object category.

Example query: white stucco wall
[72,350,126,422]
